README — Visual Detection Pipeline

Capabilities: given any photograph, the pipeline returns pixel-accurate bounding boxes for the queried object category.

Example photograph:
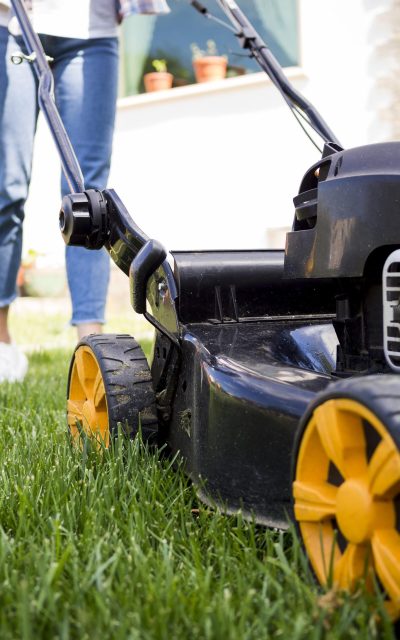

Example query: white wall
[23,0,399,264]
[300,0,396,144]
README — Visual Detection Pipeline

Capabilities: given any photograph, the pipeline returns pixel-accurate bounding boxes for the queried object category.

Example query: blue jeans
[0,28,119,325]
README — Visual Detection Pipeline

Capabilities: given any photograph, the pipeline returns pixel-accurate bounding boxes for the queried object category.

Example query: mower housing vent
[383,249,400,372]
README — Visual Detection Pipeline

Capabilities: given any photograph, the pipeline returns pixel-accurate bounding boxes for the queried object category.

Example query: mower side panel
[166,320,337,528]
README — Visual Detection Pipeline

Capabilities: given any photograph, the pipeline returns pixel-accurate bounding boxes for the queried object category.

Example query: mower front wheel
[67,334,158,447]
[292,375,400,620]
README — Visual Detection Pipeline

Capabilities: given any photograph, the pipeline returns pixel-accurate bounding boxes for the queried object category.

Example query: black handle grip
[130,239,167,314]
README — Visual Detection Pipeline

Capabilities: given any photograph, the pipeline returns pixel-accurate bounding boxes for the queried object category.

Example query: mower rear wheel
[67,334,158,447]
[292,376,400,620]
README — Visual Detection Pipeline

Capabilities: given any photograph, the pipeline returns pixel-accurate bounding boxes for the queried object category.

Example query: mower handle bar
[10,0,85,193]
[11,0,340,193]
[215,0,341,147]
[9,0,180,346]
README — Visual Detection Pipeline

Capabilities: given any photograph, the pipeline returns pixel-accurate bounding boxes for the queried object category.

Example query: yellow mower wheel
[292,376,400,620]
[67,334,158,448]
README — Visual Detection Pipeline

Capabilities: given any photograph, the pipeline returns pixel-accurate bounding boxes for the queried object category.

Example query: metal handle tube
[10,0,84,192]
[216,0,341,146]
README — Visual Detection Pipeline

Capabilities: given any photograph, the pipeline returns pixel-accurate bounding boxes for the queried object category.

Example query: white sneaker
[0,343,28,383]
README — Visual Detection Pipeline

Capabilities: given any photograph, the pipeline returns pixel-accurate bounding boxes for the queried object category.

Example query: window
[120,0,299,96]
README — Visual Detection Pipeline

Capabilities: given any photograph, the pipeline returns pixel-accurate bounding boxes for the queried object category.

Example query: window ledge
[117,66,306,110]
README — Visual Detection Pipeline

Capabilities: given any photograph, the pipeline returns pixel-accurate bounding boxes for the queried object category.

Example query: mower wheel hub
[336,479,373,543]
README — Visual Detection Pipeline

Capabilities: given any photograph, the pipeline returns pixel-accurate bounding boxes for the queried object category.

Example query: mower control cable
[191,0,341,150]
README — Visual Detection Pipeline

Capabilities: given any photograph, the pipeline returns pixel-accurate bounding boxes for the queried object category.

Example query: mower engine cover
[285,142,400,280]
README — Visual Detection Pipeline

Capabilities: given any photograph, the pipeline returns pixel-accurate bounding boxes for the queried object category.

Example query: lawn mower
[11,0,400,620]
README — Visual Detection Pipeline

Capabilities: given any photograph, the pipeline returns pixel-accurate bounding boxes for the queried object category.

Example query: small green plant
[151,58,168,73]
[21,248,41,268]
[191,39,220,60]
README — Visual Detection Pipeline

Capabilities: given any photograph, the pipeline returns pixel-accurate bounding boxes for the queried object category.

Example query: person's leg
[51,36,119,339]
[0,307,10,343]
[0,27,37,380]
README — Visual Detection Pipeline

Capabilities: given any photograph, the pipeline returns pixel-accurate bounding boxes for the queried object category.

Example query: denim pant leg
[50,36,119,325]
[0,27,38,308]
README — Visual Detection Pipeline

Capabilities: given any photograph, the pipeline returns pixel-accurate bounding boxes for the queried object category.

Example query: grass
[0,306,395,639]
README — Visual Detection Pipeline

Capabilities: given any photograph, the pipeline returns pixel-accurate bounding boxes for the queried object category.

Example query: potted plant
[143,59,174,93]
[191,40,228,83]
[17,249,38,295]
[17,249,66,297]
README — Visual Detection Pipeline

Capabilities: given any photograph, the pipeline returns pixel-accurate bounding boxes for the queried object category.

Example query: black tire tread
[301,375,400,449]
[68,333,158,443]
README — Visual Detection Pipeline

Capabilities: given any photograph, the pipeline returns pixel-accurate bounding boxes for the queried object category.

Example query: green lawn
[0,308,395,639]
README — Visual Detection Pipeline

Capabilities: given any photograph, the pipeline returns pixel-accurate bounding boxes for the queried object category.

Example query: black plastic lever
[130,239,167,314]
[191,0,207,14]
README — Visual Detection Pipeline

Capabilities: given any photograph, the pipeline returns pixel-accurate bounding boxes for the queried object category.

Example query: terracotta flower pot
[22,267,66,297]
[144,71,174,93]
[193,56,227,83]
